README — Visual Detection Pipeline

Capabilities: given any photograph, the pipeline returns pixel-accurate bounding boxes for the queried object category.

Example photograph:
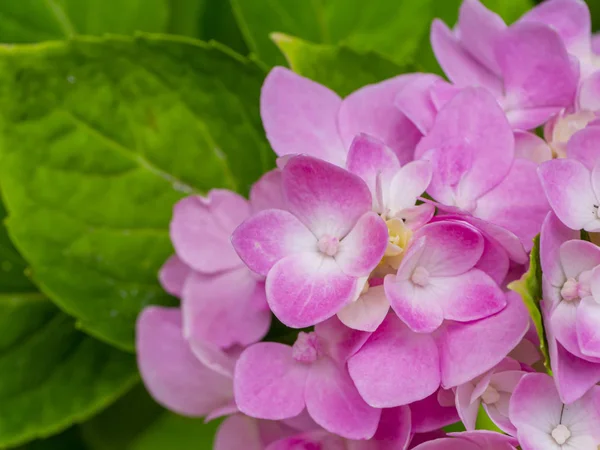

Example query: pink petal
[314,315,371,363]
[509,373,562,431]
[353,406,412,450]
[474,159,550,251]
[250,169,285,212]
[507,106,567,131]
[559,239,600,279]
[336,212,388,277]
[456,0,506,75]
[159,254,191,298]
[388,160,433,216]
[411,437,479,450]
[260,67,345,165]
[282,155,372,238]
[214,415,266,450]
[339,74,424,165]
[430,20,503,95]
[233,342,309,420]
[171,192,250,273]
[496,22,578,117]
[400,203,436,231]
[347,314,440,407]
[578,71,600,112]
[540,212,577,287]
[266,431,344,450]
[437,292,529,388]
[266,253,358,328]
[514,130,552,164]
[567,125,600,171]
[455,383,480,431]
[475,236,510,285]
[410,390,459,433]
[593,32,600,54]
[231,209,316,276]
[182,267,270,349]
[136,307,233,417]
[337,285,389,332]
[394,74,443,135]
[576,296,600,359]
[415,87,514,208]
[538,158,599,231]
[305,358,381,440]
[456,431,519,448]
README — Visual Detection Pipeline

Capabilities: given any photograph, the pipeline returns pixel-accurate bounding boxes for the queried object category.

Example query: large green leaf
[0,35,272,351]
[0,0,169,43]
[273,34,416,97]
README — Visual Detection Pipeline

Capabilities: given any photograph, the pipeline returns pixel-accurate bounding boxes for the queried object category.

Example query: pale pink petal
[314,315,371,363]
[336,212,388,277]
[267,253,357,328]
[578,71,600,112]
[485,394,516,435]
[559,239,600,279]
[339,74,424,165]
[509,373,562,431]
[429,80,461,111]
[182,267,270,349]
[348,314,440,407]
[400,203,436,231]
[455,383,480,431]
[250,169,285,212]
[410,391,459,433]
[136,307,233,417]
[576,296,600,359]
[475,237,510,285]
[437,292,529,388]
[205,402,239,421]
[514,130,552,163]
[411,437,479,450]
[474,159,549,251]
[266,431,344,450]
[508,106,570,131]
[234,343,309,420]
[231,209,316,276]
[540,212,577,287]
[415,87,514,208]
[171,192,249,273]
[305,358,381,439]
[187,340,237,378]
[261,67,345,165]
[457,0,506,75]
[388,160,433,216]
[159,255,191,298]
[214,415,265,450]
[282,155,372,238]
[394,74,443,135]
[538,159,599,231]
[337,285,389,332]
[352,406,412,450]
[430,20,503,95]
[456,431,519,447]
[497,23,578,118]
[566,125,600,171]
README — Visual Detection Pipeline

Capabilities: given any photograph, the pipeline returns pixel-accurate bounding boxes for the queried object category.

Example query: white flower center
[411,266,430,287]
[481,386,500,405]
[551,424,571,445]
[317,235,339,256]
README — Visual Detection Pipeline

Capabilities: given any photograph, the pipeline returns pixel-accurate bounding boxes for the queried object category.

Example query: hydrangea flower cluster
[136,0,600,448]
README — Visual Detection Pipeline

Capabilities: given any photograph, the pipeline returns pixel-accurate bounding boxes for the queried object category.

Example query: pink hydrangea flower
[430,0,578,129]
[233,317,380,439]
[385,220,506,333]
[411,431,518,450]
[261,67,431,166]
[455,357,526,434]
[416,86,549,251]
[509,373,600,450]
[346,292,529,408]
[232,155,388,328]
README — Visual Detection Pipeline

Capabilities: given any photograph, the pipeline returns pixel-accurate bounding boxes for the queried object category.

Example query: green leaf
[15,427,88,450]
[167,0,207,37]
[273,34,417,97]
[508,234,550,370]
[0,0,169,43]
[0,35,273,351]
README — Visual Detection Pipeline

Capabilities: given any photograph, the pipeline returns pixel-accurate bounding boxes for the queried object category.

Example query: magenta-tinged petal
[410,391,459,433]
[474,159,549,251]
[171,192,249,273]
[234,343,309,420]
[559,239,600,279]
[514,131,552,164]
[475,237,510,285]
[456,431,519,448]
[520,0,591,57]
[337,284,389,332]
[352,406,412,450]
[182,267,270,349]
[314,315,371,364]
[388,160,433,216]
[540,212,578,287]
[411,437,479,450]
[400,204,436,231]
[567,126,600,171]
[282,155,372,238]
[430,20,503,95]
[506,107,562,131]
[266,431,345,450]
[394,74,443,135]
[136,307,233,417]
[261,67,345,165]
[336,212,388,277]
[577,296,600,358]
[457,0,506,75]
[578,71,600,112]
[250,169,285,212]
[497,22,578,116]
[348,314,440,407]
[267,253,358,328]
[305,358,381,439]
[415,87,514,208]
[231,209,316,276]
[509,373,562,434]
[538,159,598,231]
[339,74,424,165]
[159,255,191,298]
[214,415,266,450]
[437,292,529,388]
[455,383,480,431]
